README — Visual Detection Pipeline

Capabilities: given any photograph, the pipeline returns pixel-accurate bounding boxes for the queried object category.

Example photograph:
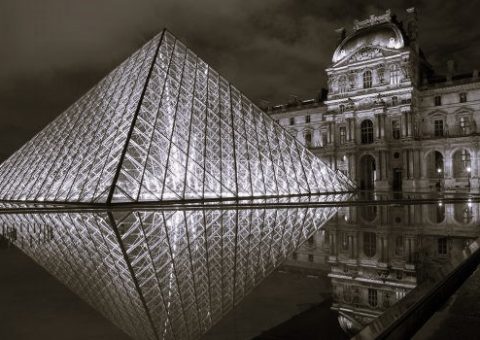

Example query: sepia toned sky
[0,0,479,160]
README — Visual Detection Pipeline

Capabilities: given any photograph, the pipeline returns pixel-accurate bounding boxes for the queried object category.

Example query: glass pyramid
[0,201,341,339]
[0,30,354,204]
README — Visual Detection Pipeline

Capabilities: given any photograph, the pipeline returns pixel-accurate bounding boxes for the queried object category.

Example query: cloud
[0,0,479,158]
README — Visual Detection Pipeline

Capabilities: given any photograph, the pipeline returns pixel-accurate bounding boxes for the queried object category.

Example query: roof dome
[332,22,405,63]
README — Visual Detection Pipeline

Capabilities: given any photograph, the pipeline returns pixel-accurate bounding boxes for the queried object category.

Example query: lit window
[434,119,444,136]
[305,131,312,147]
[434,96,442,106]
[361,120,374,144]
[390,64,400,84]
[368,288,378,307]
[460,117,470,134]
[460,92,467,103]
[289,117,295,125]
[305,115,311,123]
[339,126,346,144]
[338,75,347,93]
[392,120,400,139]
[461,149,471,168]
[363,70,372,88]
[438,237,448,255]
[342,232,349,250]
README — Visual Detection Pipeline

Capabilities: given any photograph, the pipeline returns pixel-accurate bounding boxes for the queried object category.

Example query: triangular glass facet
[0,30,354,204]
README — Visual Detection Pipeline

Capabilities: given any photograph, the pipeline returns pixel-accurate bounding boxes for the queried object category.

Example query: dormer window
[289,117,295,125]
[363,70,372,88]
[434,96,442,106]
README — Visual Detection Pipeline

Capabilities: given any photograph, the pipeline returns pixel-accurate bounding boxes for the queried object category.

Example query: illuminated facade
[0,201,340,340]
[0,30,353,204]
[268,8,480,191]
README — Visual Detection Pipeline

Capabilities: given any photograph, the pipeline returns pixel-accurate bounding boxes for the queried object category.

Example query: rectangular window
[305,115,311,123]
[339,127,346,144]
[460,117,470,134]
[390,65,400,85]
[438,237,448,255]
[308,254,314,262]
[434,96,442,106]
[392,120,401,139]
[391,96,398,106]
[289,117,295,125]
[368,289,378,307]
[305,132,312,147]
[460,92,467,103]
[434,119,444,136]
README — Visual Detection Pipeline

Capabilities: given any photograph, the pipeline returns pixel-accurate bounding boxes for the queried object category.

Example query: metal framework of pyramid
[0,30,354,204]
[0,203,340,340]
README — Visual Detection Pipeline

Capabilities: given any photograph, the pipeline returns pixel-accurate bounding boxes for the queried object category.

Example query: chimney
[406,7,418,52]
[447,60,457,82]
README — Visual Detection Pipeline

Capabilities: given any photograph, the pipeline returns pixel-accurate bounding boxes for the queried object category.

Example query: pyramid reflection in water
[0,30,353,204]
[0,197,345,339]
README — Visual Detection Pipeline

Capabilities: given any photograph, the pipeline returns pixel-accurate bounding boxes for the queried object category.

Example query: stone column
[409,149,414,180]
[383,151,389,180]
[349,153,357,182]
[375,114,381,139]
[381,114,386,139]
[402,150,408,179]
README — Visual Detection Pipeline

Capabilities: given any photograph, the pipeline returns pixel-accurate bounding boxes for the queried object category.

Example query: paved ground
[0,244,130,340]
[413,267,480,340]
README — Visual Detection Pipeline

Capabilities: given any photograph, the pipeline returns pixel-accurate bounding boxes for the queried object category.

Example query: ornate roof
[332,22,405,64]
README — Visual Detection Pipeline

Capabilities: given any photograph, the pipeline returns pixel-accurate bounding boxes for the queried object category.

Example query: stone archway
[359,154,376,190]
[426,151,444,178]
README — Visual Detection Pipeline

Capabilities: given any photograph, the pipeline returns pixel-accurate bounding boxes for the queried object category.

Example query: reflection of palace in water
[285,202,480,334]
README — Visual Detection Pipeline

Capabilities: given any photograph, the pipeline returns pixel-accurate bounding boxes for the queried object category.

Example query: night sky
[1,0,479,160]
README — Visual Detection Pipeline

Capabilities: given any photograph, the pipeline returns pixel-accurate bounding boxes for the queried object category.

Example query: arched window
[361,120,374,144]
[363,70,372,88]
[363,232,377,257]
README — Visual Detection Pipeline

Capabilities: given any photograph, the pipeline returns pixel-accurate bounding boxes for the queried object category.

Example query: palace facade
[267,8,480,191]
[281,201,479,334]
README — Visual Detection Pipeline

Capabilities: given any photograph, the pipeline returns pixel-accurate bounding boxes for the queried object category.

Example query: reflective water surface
[1,194,479,339]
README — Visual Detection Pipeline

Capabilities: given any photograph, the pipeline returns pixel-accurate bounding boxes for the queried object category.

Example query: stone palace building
[267,8,480,191]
